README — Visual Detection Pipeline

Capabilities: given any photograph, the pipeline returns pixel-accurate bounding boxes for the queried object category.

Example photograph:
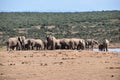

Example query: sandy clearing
[0,50,120,80]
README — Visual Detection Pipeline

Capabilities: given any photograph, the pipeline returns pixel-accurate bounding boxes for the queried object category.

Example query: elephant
[46,35,84,50]
[25,38,35,50]
[71,38,85,50]
[59,38,85,50]
[60,38,73,49]
[22,38,40,50]
[46,35,57,50]
[55,39,62,49]
[19,36,26,50]
[43,40,48,50]
[98,44,104,51]
[23,39,31,50]
[46,35,73,50]
[31,39,44,50]
[85,39,98,50]
[102,39,109,51]
[6,36,23,51]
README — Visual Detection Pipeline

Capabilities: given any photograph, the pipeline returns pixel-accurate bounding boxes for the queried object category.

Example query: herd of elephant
[6,35,110,51]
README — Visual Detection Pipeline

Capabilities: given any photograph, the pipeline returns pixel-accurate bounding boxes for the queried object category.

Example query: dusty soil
[0,49,120,80]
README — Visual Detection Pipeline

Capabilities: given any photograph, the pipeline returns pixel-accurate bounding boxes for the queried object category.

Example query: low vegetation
[0,11,120,45]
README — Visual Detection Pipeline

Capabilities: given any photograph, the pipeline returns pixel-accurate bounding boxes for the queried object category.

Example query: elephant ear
[18,36,23,44]
[21,36,26,40]
[49,35,54,41]
[94,40,98,45]
[46,35,53,41]
[18,36,21,41]
[46,35,49,41]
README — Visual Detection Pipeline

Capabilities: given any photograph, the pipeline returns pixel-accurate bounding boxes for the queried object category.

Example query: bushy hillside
[0,11,120,45]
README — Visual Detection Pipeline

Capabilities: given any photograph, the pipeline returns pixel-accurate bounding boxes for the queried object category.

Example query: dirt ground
[0,49,120,80]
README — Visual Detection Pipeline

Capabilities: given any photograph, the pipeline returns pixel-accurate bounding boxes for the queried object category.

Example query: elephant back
[46,35,57,42]
[7,37,19,46]
[103,39,109,45]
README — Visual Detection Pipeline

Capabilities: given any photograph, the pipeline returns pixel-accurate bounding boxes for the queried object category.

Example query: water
[94,48,120,52]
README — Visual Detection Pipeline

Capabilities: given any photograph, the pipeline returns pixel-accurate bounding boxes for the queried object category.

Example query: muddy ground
[0,49,120,80]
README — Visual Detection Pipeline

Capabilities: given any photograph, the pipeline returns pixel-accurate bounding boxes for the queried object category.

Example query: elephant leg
[106,48,108,51]
[42,45,45,50]
[51,43,53,50]
[37,45,40,50]
[100,46,103,51]
[36,46,38,50]
[101,49,103,51]
[87,45,90,50]
[81,45,83,50]
[32,47,33,50]
[77,45,79,50]
[53,44,55,50]
[61,44,65,49]
[91,44,94,50]
[32,46,34,50]
[16,45,20,50]
[6,42,9,51]
[104,49,105,51]
[16,46,18,50]
[51,42,55,50]
[49,43,52,50]
[103,46,105,51]
[77,44,81,50]
[81,45,84,50]
[7,46,9,51]
[37,47,39,50]
[86,45,89,50]
[63,45,66,49]
[47,43,50,50]
[78,44,82,50]
[28,45,30,50]
[43,45,47,50]
[21,45,23,50]
[66,45,69,49]
[39,46,40,50]
[106,46,108,51]
[35,46,37,50]
[24,45,27,50]
[47,45,49,50]
[12,46,15,50]
[101,47,103,51]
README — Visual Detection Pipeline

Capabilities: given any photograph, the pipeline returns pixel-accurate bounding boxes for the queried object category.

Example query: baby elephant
[99,39,109,51]
[98,44,105,51]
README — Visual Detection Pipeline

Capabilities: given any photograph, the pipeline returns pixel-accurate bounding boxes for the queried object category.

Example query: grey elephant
[55,39,62,49]
[22,38,40,50]
[26,38,36,50]
[98,44,104,51]
[43,40,48,50]
[31,39,44,50]
[46,35,57,50]
[71,38,85,50]
[19,36,26,50]
[101,39,109,51]
[60,38,73,49]
[85,39,98,50]
[23,39,31,50]
[6,36,22,51]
